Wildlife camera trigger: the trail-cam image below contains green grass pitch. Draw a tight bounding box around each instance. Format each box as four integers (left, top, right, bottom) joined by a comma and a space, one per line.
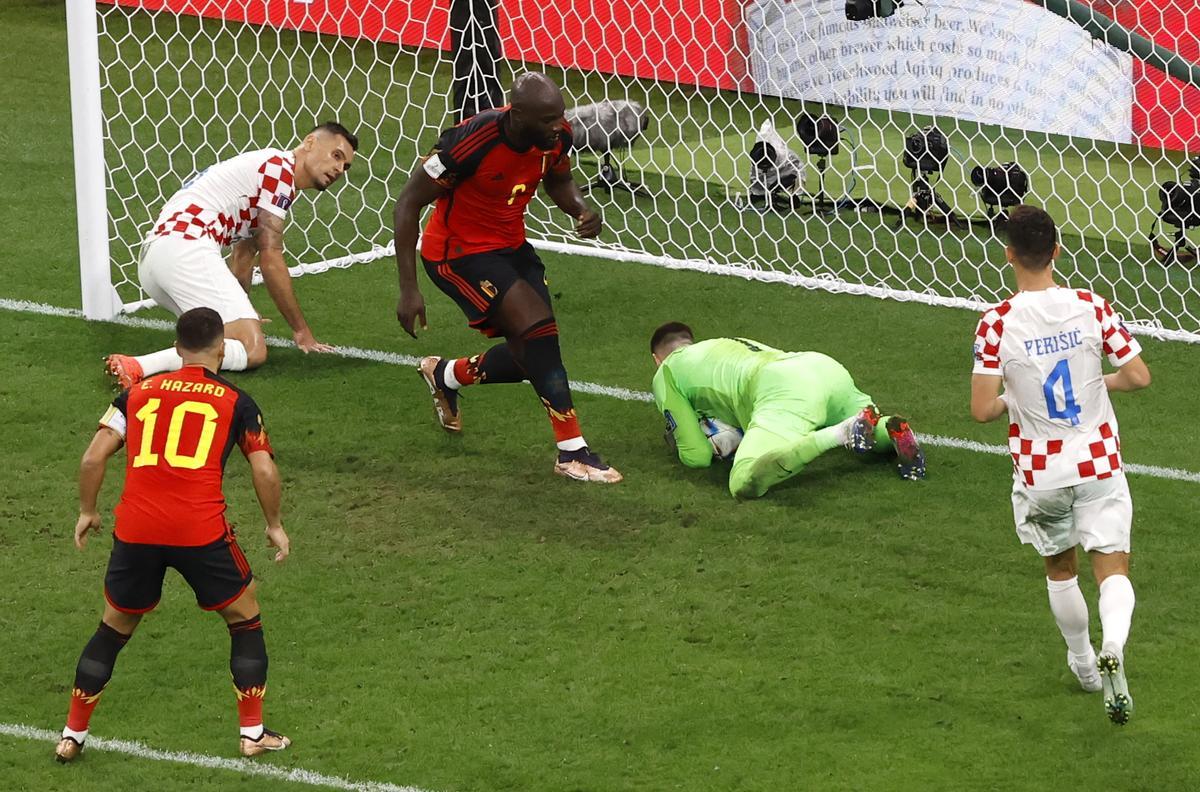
2, 1, 1200, 789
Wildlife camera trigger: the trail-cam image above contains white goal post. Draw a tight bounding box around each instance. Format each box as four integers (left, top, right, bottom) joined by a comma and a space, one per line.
69, 0, 1200, 342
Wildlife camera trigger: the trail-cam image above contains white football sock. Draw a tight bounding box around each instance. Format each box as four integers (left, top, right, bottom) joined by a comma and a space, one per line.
557, 436, 587, 452
1099, 574, 1136, 659
135, 347, 183, 376
443, 359, 463, 390
240, 724, 264, 740
815, 419, 854, 451
62, 726, 88, 742
221, 339, 249, 371
1046, 576, 1092, 660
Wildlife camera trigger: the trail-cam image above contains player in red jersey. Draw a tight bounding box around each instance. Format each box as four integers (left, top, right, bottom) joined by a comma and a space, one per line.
56, 308, 292, 763
392, 72, 622, 483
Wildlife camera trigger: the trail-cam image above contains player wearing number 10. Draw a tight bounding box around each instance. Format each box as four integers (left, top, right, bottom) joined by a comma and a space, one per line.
970, 206, 1151, 725
56, 308, 292, 763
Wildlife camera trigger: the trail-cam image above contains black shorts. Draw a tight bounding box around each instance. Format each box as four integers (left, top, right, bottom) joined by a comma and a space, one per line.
104, 533, 253, 614
423, 243, 552, 337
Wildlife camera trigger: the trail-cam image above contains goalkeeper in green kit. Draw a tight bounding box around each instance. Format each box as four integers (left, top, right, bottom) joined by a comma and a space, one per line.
650, 322, 926, 498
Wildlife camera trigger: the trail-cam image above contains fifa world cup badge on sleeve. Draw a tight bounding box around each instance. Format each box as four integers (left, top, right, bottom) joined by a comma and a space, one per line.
423, 154, 448, 180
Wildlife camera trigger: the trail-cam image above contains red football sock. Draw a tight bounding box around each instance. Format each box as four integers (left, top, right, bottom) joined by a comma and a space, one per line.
66, 689, 103, 732
235, 686, 266, 727
66, 621, 131, 732
543, 398, 583, 446
229, 615, 267, 727
452, 356, 478, 387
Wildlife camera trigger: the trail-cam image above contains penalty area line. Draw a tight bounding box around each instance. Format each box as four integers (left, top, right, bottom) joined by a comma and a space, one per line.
0, 723, 434, 792
2, 296, 1197, 484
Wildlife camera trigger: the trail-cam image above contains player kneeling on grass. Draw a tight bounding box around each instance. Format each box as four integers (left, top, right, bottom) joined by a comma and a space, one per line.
57, 308, 292, 763
105, 122, 358, 389
970, 205, 1149, 725
650, 323, 925, 499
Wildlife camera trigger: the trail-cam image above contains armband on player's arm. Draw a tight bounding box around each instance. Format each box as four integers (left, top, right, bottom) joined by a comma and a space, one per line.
252, 211, 313, 336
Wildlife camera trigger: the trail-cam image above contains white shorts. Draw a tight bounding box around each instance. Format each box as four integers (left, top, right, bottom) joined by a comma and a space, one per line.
1011, 473, 1132, 557
138, 235, 258, 323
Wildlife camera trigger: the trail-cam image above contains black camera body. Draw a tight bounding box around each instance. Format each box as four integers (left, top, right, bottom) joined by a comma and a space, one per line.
796, 115, 840, 157
1159, 157, 1200, 229
971, 162, 1029, 208
902, 127, 949, 174
846, 0, 902, 21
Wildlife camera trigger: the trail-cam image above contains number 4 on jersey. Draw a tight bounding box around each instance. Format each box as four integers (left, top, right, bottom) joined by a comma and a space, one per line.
1043, 358, 1081, 426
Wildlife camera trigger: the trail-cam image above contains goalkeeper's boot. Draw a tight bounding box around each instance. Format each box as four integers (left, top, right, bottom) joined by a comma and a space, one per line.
1098, 648, 1133, 725
1068, 648, 1103, 693
847, 404, 881, 455
239, 726, 291, 757
105, 354, 144, 391
418, 356, 462, 433
54, 735, 84, 763
554, 447, 623, 484
887, 416, 926, 480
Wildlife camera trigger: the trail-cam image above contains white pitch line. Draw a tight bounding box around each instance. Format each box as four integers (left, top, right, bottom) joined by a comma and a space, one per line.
0, 723, 433, 792
3, 297, 1197, 484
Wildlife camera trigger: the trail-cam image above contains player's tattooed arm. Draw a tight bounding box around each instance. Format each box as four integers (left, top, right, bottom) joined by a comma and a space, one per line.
228, 238, 259, 294
252, 212, 332, 352
543, 161, 601, 239
392, 162, 447, 338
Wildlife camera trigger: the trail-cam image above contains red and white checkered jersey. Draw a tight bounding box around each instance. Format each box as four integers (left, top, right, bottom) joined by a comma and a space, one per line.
973, 287, 1142, 490
151, 149, 296, 248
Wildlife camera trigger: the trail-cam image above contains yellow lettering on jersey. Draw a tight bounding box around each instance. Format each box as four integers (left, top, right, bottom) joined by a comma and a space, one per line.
163, 401, 219, 469
507, 183, 527, 205
131, 398, 220, 470
213, 386, 226, 397
132, 398, 162, 467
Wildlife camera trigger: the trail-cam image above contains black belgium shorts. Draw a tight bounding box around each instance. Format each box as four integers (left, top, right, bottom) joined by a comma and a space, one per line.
423, 242, 552, 337
104, 533, 253, 614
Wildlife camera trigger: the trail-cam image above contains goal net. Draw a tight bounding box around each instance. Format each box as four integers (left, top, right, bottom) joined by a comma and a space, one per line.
71, 0, 1200, 342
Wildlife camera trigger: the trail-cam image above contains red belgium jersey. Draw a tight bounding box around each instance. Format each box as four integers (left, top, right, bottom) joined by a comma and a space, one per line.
99, 365, 273, 546
420, 106, 573, 261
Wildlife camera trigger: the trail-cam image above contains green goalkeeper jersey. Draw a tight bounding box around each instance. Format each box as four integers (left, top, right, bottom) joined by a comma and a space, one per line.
651, 338, 790, 468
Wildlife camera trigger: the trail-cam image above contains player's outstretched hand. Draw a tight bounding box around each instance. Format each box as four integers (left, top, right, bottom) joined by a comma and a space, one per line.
575, 208, 602, 239
74, 511, 102, 550
265, 523, 290, 563
293, 328, 335, 354
397, 290, 428, 339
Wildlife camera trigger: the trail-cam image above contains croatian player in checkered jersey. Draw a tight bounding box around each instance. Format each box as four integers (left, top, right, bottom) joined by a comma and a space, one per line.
104, 122, 358, 389
970, 205, 1151, 725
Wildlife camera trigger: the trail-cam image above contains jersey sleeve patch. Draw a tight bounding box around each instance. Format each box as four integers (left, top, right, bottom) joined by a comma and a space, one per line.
255, 155, 296, 220
426, 112, 501, 187
423, 154, 448, 180
972, 304, 1007, 374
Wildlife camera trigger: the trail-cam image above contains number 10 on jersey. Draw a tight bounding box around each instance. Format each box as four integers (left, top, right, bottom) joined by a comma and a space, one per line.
1043, 359, 1081, 426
